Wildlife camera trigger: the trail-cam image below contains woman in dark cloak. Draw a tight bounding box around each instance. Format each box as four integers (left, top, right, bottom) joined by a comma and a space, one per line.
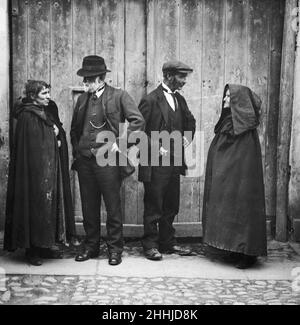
4, 80, 79, 265
202, 84, 267, 269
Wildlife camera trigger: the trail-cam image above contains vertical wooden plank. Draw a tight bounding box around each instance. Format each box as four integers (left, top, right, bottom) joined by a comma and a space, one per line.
123, 0, 146, 225
51, 0, 76, 223
50, 0, 72, 155
95, 0, 125, 88
146, 0, 156, 92
73, 0, 95, 86
11, 0, 28, 102
276, 0, 297, 242
225, 0, 248, 84
247, 0, 270, 147
0, 0, 9, 229
289, 0, 300, 241
146, 0, 179, 92
28, 0, 50, 81
265, 0, 284, 220
178, 0, 203, 224
247, 0, 270, 230
200, 0, 226, 226
72, 0, 95, 220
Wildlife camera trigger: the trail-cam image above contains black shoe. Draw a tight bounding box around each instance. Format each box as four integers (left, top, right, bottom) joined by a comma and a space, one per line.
144, 248, 162, 261
39, 248, 63, 259
223, 252, 243, 264
108, 252, 122, 266
160, 245, 192, 256
25, 249, 43, 266
235, 255, 257, 269
75, 248, 99, 262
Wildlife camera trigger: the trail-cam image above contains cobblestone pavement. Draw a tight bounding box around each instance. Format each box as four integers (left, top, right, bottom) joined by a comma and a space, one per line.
1, 275, 300, 305
0, 240, 300, 305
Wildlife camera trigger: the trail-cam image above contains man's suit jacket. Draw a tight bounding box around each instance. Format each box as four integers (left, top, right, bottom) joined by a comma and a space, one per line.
70, 84, 144, 168
138, 84, 196, 182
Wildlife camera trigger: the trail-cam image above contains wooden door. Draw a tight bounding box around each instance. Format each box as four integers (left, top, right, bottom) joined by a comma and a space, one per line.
11, 0, 284, 237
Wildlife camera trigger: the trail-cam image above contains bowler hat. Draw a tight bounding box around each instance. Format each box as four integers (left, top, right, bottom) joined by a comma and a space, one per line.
77, 55, 111, 77
162, 60, 193, 74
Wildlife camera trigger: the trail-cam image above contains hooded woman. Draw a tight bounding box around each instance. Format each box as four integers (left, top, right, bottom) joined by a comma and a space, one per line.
4, 80, 79, 265
202, 84, 267, 269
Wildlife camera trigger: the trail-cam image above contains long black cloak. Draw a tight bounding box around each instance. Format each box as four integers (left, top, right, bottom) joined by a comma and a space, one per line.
4, 99, 75, 251
202, 84, 267, 257
45, 100, 77, 240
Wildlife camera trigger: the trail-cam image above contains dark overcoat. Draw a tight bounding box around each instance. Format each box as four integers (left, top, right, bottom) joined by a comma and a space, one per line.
45, 100, 77, 240
138, 84, 196, 182
202, 84, 267, 256
4, 99, 72, 251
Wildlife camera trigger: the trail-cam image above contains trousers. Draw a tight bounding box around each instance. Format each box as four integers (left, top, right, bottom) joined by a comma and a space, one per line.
76, 156, 123, 253
142, 165, 180, 250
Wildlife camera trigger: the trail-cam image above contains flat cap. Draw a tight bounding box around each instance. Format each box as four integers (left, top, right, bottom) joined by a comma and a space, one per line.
162, 60, 193, 73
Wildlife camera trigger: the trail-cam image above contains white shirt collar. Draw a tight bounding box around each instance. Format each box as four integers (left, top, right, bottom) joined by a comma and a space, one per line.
162, 82, 176, 94
94, 83, 106, 98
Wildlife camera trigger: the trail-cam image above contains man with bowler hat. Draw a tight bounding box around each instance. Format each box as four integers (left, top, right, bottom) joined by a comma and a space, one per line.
138, 60, 196, 260
71, 55, 144, 265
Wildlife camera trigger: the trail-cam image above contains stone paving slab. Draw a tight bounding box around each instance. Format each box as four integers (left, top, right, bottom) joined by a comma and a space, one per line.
0, 238, 300, 305
0, 240, 299, 280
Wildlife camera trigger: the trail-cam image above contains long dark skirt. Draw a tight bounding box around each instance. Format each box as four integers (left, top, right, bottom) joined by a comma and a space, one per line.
202, 128, 267, 257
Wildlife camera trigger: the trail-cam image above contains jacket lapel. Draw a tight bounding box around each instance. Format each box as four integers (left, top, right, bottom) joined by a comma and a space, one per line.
77, 92, 90, 123
101, 85, 118, 134
156, 85, 169, 124
101, 85, 114, 116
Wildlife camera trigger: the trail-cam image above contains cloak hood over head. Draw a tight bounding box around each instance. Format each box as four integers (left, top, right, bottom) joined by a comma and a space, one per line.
13, 97, 52, 125
216, 84, 262, 136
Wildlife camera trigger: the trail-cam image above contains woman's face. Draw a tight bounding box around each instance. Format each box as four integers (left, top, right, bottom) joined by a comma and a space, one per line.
223, 89, 230, 108
33, 86, 50, 106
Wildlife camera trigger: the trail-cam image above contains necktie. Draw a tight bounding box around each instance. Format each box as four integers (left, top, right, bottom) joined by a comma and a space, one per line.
163, 88, 178, 111
92, 84, 105, 99
171, 92, 178, 111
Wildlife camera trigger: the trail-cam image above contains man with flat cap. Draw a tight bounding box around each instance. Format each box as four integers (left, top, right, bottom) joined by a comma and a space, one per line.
71, 55, 144, 265
138, 60, 196, 260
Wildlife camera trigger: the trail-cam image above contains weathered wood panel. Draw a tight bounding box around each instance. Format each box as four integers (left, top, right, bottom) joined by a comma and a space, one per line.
72, 0, 95, 86
72, 0, 95, 221
225, 0, 248, 84
247, 0, 270, 219
124, 0, 146, 225
201, 0, 226, 224
289, 0, 300, 241
11, 0, 28, 101
50, 0, 76, 226
0, 0, 9, 229
95, 0, 125, 87
8, 0, 286, 237
178, 0, 203, 223
50, 0, 73, 151
276, 0, 297, 242
146, 0, 179, 91
265, 0, 284, 219
28, 0, 50, 81
247, 0, 269, 146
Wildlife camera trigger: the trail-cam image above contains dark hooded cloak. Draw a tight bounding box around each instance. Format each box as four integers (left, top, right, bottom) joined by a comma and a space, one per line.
45, 100, 77, 240
4, 99, 76, 251
202, 84, 267, 257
